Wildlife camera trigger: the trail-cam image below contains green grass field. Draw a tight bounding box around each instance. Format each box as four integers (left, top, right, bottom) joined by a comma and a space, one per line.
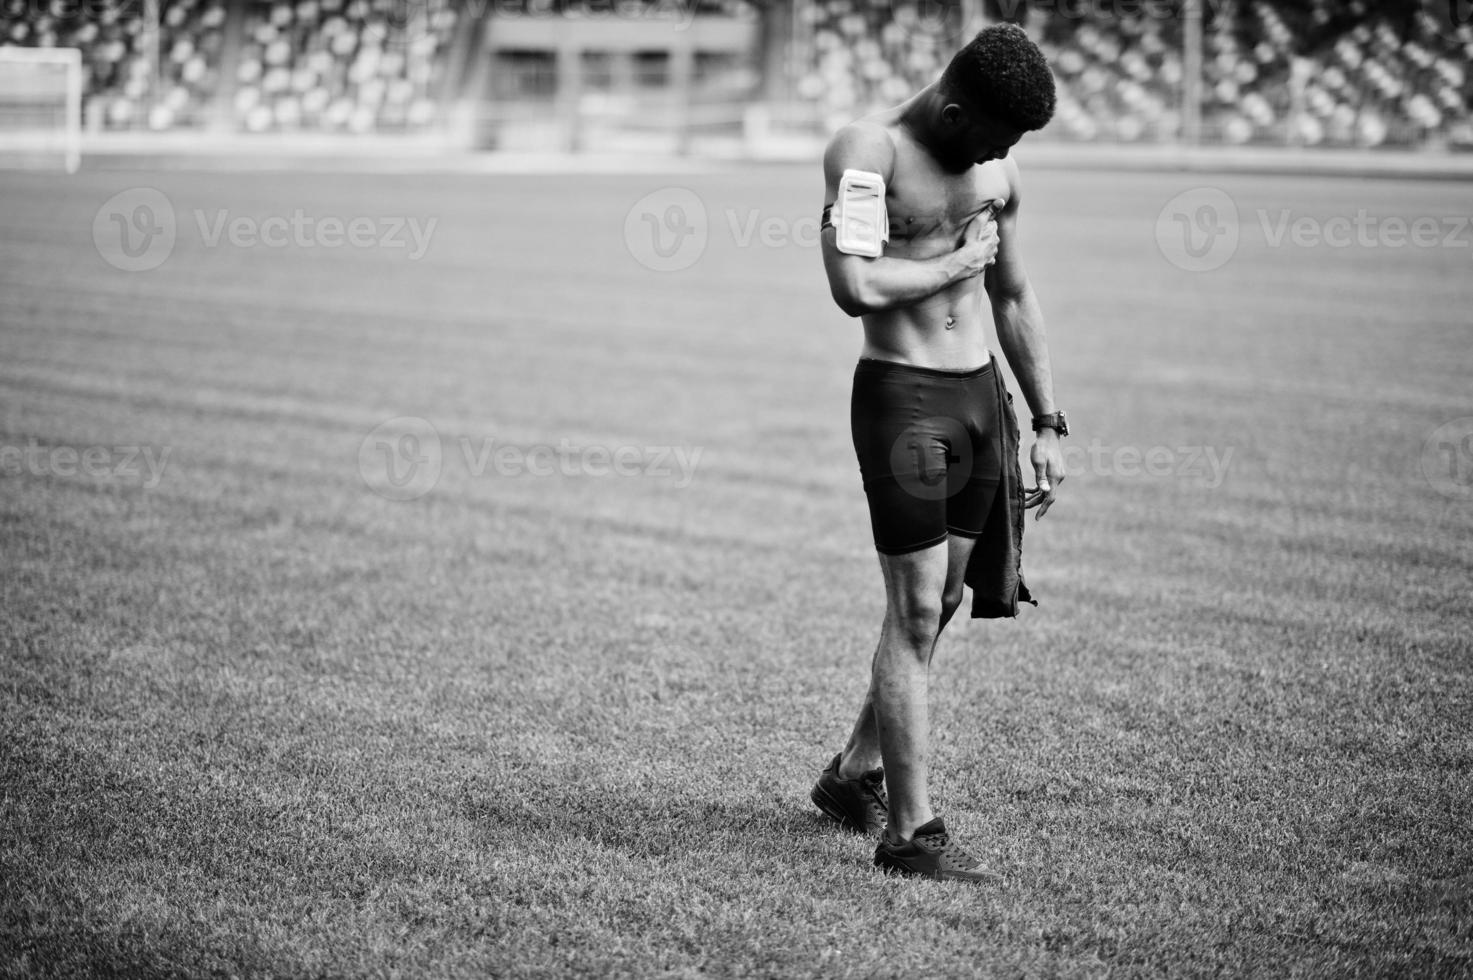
2, 160, 1471, 978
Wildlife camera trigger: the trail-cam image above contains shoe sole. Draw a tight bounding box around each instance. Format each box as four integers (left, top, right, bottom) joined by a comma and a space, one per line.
810, 783, 872, 834
874, 852, 1002, 885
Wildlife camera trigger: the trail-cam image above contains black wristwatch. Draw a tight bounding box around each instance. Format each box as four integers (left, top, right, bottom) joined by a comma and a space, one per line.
1031, 411, 1069, 437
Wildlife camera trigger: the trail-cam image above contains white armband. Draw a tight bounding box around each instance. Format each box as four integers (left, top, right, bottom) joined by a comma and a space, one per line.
832, 169, 889, 257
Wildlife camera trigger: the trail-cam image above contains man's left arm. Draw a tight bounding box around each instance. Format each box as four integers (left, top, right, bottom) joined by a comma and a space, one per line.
987, 159, 1065, 518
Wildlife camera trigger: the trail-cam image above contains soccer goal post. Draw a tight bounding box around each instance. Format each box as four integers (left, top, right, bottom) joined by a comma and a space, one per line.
0, 46, 83, 174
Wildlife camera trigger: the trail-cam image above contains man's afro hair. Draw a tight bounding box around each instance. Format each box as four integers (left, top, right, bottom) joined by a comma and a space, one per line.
940, 24, 1057, 133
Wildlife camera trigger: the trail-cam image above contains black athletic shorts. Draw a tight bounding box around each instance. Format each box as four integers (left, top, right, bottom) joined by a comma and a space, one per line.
850, 357, 1004, 556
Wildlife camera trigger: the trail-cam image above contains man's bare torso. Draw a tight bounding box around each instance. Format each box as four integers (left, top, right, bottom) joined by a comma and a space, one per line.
851, 105, 1013, 371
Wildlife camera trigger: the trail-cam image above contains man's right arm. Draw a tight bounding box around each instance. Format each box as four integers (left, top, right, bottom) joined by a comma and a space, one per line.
820, 124, 995, 318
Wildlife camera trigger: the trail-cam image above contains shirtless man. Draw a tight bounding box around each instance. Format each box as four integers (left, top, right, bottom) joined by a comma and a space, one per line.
808, 25, 1068, 883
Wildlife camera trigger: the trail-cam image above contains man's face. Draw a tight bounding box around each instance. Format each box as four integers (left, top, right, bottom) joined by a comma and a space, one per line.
938, 104, 1025, 172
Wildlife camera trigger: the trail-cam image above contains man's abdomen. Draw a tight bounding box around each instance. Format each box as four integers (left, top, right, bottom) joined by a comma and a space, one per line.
860, 278, 990, 371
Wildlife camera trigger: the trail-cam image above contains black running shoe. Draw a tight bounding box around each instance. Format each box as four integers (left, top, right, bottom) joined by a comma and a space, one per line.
874, 817, 1002, 884
810, 753, 887, 835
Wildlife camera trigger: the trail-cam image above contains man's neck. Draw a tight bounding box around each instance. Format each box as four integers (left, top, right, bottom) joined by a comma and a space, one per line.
897, 84, 944, 156
897, 84, 970, 174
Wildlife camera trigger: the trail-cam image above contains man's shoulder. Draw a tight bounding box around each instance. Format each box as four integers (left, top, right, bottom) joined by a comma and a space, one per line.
826, 117, 895, 151
822, 120, 899, 180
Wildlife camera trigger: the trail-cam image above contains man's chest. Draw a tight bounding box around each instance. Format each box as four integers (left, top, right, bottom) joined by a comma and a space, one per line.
886, 165, 1009, 244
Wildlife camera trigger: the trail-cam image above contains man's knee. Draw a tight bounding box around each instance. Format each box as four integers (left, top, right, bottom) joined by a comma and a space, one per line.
888, 592, 944, 650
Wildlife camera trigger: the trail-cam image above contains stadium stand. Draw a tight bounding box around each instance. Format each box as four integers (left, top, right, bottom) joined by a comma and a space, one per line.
0, 0, 1468, 146
230, 0, 458, 132
790, 0, 1473, 147
1, 0, 225, 129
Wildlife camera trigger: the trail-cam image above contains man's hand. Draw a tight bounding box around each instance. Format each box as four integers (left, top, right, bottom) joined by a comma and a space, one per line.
1025, 430, 1065, 518
952, 214, 999, 280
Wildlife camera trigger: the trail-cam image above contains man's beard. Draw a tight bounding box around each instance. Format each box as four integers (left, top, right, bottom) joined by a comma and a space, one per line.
933, 139, 977, 174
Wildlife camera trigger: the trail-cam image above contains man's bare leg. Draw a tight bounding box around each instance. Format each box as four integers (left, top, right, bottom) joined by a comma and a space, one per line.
835, 534, 977, 839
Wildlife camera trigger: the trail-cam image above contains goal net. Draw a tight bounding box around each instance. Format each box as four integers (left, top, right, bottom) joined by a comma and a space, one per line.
0, 47, 82, 173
